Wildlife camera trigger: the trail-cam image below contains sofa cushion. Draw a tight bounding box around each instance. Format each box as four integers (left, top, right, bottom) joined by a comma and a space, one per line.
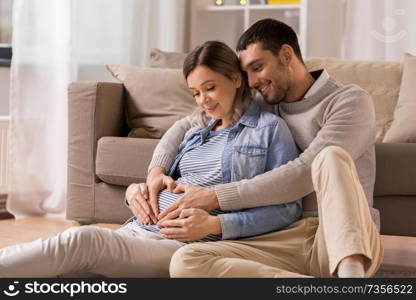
106, 65, 196, 139
149, 49, 187, 69
147, 53, 402, 143
305, 58, 403, 142
374, 196, 416, 236
374, 142, 416, 196
95, 137, 158, 186
383, 53, 416, 143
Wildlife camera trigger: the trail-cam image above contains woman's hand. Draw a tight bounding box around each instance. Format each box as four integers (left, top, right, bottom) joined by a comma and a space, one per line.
125, 183, 157, 225
158, 208, 221, 242
125, 167, 176, 225
146, 167, 177, 218
157, 184, 219, 222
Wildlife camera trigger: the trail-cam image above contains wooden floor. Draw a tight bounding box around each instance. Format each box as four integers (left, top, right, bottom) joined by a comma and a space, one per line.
0, 217, 121, 249
1, 216, 416, 277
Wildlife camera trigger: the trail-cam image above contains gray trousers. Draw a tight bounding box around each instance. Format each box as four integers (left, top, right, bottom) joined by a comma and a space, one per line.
0, 222, 184, 277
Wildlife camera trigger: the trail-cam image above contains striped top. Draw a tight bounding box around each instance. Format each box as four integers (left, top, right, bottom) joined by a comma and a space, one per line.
134, 126, 231, 242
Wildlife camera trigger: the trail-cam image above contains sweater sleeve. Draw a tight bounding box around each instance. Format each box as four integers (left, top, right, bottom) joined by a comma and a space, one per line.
216, 90, 376, 211
148, 116, 193, 173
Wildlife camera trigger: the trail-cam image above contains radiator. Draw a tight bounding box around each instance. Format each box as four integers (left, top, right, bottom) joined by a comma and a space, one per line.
0, 116, 9, 194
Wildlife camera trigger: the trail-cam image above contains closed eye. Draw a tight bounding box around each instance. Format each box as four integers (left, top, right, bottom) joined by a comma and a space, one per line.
252, 65, 262, 72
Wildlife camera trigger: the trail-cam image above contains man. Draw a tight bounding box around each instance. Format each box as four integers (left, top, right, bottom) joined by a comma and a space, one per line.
129, 19, 383, 277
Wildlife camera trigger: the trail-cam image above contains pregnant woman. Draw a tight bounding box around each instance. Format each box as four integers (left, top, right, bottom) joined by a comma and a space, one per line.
0, 41, 301, 277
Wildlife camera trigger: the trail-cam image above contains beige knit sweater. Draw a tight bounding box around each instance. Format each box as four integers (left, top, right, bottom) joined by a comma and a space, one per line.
148, 70, 380, 229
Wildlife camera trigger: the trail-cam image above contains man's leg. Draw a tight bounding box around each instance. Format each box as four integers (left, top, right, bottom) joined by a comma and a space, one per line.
309, 146, 383, 277
170, 218, 316, 278
0, 222, 184, 277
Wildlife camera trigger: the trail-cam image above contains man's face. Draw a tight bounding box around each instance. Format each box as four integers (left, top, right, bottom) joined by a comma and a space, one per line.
239, 42, 291, 104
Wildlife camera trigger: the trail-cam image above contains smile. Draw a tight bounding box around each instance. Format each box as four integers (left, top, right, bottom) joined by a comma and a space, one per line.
205, 103, 219, 113
258, 82, 271, 96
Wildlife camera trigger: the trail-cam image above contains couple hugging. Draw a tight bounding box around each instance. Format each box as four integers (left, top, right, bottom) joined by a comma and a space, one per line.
0, 19, 383, 278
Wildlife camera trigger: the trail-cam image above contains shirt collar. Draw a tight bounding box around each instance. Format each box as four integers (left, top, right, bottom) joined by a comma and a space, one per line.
235, 100, 260, 128
205, 99, 260, 131
303, 69, 330, 100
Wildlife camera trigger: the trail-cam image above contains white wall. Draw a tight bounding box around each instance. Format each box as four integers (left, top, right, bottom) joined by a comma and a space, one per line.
189, 0, 243, 50
189, 0, 304, 52
187, 0, 344, 59
0, 67, 9, 115
304, 0, 346, 59
305, 0, 416, 61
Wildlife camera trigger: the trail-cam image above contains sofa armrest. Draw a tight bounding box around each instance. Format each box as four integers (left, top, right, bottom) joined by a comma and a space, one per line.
374, 142, 416, 196
67, 82, 126, 222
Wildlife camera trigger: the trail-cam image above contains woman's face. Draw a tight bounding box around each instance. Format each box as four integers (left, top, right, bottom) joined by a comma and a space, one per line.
187, 65, 241, 126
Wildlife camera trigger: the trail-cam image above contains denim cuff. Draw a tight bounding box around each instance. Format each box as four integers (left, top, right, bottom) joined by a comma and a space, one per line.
218, 213, 241, 240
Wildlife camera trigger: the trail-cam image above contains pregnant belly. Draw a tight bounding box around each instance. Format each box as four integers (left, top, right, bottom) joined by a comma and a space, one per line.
157, 189, 184, 212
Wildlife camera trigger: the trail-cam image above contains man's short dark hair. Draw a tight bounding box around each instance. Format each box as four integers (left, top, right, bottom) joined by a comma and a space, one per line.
236, 18, 303, 63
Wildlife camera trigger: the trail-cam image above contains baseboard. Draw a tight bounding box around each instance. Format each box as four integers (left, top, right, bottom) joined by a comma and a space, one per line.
0, 211, 13, 219
0, 193, 13, 219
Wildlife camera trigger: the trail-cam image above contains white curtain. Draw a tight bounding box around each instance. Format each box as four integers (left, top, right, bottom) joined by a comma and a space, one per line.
8, 0, 187, 218
305, 0, 416, 61
343, 0, 416, 61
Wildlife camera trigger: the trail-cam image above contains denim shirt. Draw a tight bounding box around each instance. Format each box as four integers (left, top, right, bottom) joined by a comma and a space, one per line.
167, 100, 302, 239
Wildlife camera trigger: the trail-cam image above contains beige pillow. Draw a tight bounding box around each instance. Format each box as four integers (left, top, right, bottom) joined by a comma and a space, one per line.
148, 49, 187, 69
106, 65, 196, 139
306, 58, 403, 142
383, 53, 416, 143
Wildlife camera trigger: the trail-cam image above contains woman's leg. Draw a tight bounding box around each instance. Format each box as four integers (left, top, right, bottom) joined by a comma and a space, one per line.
0, 223, 184, 277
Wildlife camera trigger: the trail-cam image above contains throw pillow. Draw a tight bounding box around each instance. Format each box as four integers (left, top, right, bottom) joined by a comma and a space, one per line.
306, 58, 403, 142
148, 49, 187, 69
106, 65, 196, 139
383, 53, 416, 143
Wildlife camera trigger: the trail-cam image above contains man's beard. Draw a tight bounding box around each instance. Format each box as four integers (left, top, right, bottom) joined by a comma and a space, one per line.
264, 85, 288, 104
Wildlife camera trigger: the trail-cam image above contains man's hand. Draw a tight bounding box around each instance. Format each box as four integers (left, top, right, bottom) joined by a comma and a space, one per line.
146, 167, 177, 218
159, 208, 221, 242
125, 183, 157, 225
157, 184, 220, 223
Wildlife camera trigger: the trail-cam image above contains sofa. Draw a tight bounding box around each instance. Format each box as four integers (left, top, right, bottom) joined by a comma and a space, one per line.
67, 54, 416, 277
